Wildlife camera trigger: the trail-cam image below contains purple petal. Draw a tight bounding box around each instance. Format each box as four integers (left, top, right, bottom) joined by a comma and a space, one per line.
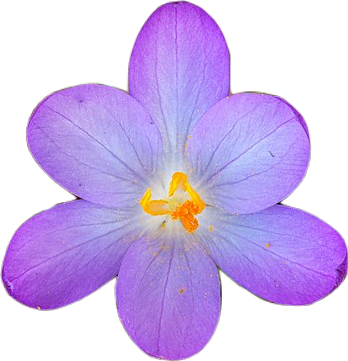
2, 200, 138, 309
116, 235, 220, 359
200, 205, 346, 305
187, 93, 310, 214
27, 84, 162, 208
129, 2, 230, 156
332, 252, 348, 291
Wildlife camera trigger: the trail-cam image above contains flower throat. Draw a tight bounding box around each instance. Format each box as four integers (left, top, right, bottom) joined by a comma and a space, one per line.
139, 172, 205, 233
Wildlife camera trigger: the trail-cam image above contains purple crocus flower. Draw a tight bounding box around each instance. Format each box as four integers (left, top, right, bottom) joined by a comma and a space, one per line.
2, 2, 346, 360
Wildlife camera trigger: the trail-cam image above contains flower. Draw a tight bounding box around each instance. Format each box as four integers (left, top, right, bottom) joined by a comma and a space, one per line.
2, 1, 346, 360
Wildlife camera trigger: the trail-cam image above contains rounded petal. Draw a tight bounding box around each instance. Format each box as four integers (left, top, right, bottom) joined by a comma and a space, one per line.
199, 205, 346, 305
27, 84, 162, 208
333, 252, 348, 291
187, 93, 310, 214
116, 235, 220, 359
2, 200, 138, 309
129, 2, 230, 156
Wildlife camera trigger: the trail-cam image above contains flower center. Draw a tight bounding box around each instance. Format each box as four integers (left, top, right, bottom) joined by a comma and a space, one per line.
139, 172, 205, 233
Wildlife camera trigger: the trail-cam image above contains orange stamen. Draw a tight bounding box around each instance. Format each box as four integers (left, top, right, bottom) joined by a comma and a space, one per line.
139, 188, 170, 216
139, 172, 205, 233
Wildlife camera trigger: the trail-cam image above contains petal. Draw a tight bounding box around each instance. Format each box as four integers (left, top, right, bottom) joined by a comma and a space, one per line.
187, 93, 310, 214
2, 200, 138, 309
333, 252, 348, 291
27, 84, 162, 208
129, 2, 230, 157
116, 235, 220, 359
199, 205, 347, 305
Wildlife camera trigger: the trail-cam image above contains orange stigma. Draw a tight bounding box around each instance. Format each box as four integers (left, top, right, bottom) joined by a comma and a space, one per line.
139, 172, 205, 233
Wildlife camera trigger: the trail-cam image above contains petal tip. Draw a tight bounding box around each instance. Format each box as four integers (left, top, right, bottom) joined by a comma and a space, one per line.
273, 94, 310, 140
334, 253, 347, 290
2, 268, 14, 297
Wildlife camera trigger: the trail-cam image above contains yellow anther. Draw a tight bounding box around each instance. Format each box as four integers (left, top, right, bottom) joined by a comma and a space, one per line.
168, 172, 187, 197
139, 188, 170, 216
139, 172, 205, 233
168, 172, 205, 212
184, 182, 205, 212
